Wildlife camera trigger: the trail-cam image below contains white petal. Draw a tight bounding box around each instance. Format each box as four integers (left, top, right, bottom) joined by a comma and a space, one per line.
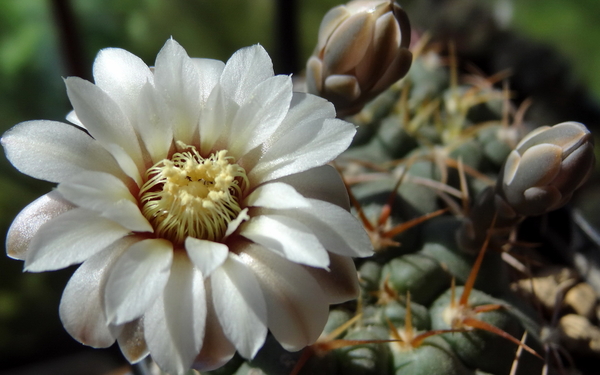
135, 81, 174, 162
238, 245, 329, 351
191, 58, 225, 103
58, 171, 152, 232
1, 120, 128, 183
6, 191, 74, 260
268, 199, 373, 258
92, 47, 154, 118
104, 239, 173, 325
144, 252, 206, 375
249, 117, 356, 184
185, 237, 228, 277
303, 252, 359, 304
275, 165, 351, 210
240, 214, 330, 269
244, 182, 311, 209
65, 77, 144, 184
226, 75, 292, 158
66, 110, 84, 127
211, 253, 267, 359
198, 83, 236, 153
117, 318, 149, 364
25, 208, 131, 272
59, 236, 141, 348
220, 45, 274, 105
223, 208, 250, 239
263, 92, 336, 147
154, 39, 201, 145
103, 143, 144, 186
193, 282, 236, 371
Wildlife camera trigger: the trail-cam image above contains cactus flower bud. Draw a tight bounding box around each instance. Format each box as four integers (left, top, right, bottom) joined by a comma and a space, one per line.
499, 121, 595, 216
458, 122, 595, 253
306, 0, 412, 117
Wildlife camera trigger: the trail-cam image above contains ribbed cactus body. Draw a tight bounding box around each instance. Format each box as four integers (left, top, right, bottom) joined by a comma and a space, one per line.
381, 253, 451, 305
420, 217, 509, 295
429, 287, 536, 375
336, 326, 392, 375
389, 300, 430, 330
390, 335, 474, 375
362, 300, 431, 331
358, 261, 383, 292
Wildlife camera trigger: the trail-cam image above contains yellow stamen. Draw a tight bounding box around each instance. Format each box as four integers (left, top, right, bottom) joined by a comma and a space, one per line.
139, 146, 248, 244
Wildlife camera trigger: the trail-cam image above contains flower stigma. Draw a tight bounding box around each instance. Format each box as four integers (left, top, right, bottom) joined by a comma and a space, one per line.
139, 145, 249, 245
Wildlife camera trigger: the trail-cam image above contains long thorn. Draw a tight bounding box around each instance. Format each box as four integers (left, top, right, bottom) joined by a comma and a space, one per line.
410, 32, 431, 61
463, 318, 542, 359
472, 304, 504, 314
502, 80, 511, 128
409, 176, 464, 197
410, 329, 470, 348
457, 156, 470, 215
459, 212, 497, 307
320, 338, 407, 351
377, 204, 393, 229
386, 317, 404, 342
449, 41, 458, 92
513, 98, 532, 130
404, 292, 413, 343
289, 347, 313, 375
382, 208, 448, 238
444, 157, 496, 185
333, 162, 376, 232
321, 313, 363, 343
509, 331, 528, 375
377, 154, 420, 229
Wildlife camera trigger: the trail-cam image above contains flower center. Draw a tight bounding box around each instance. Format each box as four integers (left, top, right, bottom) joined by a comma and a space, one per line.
139, 145, 248, 245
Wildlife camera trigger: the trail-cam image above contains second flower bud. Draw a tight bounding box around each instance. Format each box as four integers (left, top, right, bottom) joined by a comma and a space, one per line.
306, 0, 412, 117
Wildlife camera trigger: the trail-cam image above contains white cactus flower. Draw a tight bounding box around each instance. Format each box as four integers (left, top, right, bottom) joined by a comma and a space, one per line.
2, 39, 373, 375
306, 0, 413, 116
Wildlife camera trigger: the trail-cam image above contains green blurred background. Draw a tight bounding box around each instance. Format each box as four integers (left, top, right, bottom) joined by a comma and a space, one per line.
0, 0, 599, 372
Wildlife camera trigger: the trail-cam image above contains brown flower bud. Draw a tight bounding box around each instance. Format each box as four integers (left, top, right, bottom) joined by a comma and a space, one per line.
499, 121, 595, 216
306, 0, 412, 116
